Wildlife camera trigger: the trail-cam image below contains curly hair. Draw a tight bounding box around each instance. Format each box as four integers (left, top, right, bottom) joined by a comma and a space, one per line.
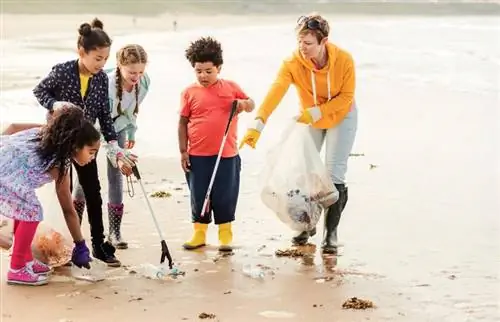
185, 37, 223, 67
34, 105, 101, 183
115, 44, 148, 116
77, 17, 112, 52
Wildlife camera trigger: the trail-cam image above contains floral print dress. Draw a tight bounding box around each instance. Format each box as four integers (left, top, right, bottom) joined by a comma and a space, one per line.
0, 128, 54, 222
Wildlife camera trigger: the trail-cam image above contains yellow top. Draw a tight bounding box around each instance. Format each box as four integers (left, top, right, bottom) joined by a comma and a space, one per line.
256, 43, 356, 129
79, 73, 91, 98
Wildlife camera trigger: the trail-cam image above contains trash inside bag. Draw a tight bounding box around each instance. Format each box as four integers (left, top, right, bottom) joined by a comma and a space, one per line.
32, 223, 73, 267
0, 216, 13, 250
260, 122, 339, 232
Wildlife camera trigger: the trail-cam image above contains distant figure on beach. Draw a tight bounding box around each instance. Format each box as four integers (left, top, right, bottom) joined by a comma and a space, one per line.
240, 13, 358, 254
73, 44, 150, 250
33, 18, 137, 267
0, 106, 97, 286
178, 37, 254, 252
173, 20, 178, 31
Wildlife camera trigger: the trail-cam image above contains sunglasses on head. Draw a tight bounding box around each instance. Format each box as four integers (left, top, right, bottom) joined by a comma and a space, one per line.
297, 16, 321, 30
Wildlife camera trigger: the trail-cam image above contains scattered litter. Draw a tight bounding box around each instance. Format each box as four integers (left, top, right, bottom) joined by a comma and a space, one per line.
242, 264, 265, 279
71, 259, 107, 282
314, 276, 335, 283
224, 290, 232, 295
369, 164, 378, 170
257, 245, 266, 252
213, 252, 234, 262
134, 263, 185, 280
129, 296, 143, 302
312, 304, 324, 308
275, 248, 306, 258
150, 191, 172, 198
448, 274, 457, 280
342, 297, 375, 310
199, 312, 216, 319
349, 153, 365, 157
258, 311, 296, 318
56, 291, 81, 298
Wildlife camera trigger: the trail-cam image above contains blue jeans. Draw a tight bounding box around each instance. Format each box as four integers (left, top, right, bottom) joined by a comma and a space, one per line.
308, 104, 358, 185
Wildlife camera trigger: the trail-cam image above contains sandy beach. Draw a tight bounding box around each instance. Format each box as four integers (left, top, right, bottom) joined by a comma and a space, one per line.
1, 5, 499, 322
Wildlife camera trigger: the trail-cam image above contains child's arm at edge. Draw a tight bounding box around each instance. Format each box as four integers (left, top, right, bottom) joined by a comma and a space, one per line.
1, 123, 43, 135
49, 168, 85, 243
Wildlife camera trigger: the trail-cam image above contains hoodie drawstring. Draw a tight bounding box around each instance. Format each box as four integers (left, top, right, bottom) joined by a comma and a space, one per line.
310, 70, 331, 107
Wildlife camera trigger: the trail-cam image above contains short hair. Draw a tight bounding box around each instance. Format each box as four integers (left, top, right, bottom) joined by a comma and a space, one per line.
295, 13, 330, 43
185, 37, 223, 67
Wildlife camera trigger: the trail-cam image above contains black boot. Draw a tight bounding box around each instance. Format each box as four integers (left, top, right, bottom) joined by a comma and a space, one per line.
322, 184, 348, 254
292, 227, 317, 246
92, 240, 121, 267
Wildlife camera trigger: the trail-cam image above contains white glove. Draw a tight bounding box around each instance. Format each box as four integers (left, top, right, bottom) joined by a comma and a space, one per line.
105, 141, 137, 168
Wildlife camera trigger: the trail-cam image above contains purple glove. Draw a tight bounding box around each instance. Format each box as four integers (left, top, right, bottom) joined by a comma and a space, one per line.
72, 240, 91, 269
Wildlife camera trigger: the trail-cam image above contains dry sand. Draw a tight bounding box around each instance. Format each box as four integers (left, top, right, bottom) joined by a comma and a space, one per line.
0, 155, 399, 322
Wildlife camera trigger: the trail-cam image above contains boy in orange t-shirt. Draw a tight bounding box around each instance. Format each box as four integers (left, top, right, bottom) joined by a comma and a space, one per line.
178, 37, 254, 252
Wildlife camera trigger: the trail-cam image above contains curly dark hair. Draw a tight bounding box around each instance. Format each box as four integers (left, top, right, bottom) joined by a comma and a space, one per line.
185, 36, 223, 67
34, 105, 101, 183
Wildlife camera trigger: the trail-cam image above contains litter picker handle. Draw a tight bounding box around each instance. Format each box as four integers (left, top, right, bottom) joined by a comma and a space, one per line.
132, 165, 141, 180
224, 100, 238, 135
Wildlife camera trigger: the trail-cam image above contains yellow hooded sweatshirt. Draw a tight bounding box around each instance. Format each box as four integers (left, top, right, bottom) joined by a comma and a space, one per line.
255, 43, 355, 130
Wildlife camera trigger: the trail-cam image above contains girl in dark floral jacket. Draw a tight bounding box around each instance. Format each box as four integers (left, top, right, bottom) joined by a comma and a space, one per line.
33, 18, 135, 267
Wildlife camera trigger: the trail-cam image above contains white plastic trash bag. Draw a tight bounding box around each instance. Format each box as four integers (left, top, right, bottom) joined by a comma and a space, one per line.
260, 122, 339, 232
0, 216, 13, 250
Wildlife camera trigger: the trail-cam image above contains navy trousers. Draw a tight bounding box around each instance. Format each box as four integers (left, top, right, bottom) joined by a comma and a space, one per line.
185, 155, 241, 225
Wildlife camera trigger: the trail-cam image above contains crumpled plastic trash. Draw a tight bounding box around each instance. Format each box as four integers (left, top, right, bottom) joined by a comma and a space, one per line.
71, 259, 107, 282
135, 263, 185, 280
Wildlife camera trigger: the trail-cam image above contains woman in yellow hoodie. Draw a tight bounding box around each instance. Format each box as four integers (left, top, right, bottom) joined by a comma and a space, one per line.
240, 14, 358, 254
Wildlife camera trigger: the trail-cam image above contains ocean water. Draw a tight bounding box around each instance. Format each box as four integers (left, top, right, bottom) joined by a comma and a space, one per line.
1, 16, 498, 162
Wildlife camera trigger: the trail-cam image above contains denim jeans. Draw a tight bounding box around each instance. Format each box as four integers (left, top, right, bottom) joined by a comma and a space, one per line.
308, 103, 358, 185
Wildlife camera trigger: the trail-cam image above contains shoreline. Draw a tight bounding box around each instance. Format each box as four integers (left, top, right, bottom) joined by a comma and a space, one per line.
2, 2, 500, 16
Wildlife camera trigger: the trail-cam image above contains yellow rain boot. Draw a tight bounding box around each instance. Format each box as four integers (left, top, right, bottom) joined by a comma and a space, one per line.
183, 223, 208, 250
218, 223, 233, 252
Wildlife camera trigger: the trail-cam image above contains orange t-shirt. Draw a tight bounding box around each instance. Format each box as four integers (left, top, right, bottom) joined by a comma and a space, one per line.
180, 79, 248, 157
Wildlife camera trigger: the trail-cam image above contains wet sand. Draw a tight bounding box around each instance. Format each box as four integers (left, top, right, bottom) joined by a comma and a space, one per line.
1, 157, 405, 322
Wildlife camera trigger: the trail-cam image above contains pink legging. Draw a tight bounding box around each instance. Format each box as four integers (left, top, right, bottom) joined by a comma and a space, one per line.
11, 220, 39, 270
